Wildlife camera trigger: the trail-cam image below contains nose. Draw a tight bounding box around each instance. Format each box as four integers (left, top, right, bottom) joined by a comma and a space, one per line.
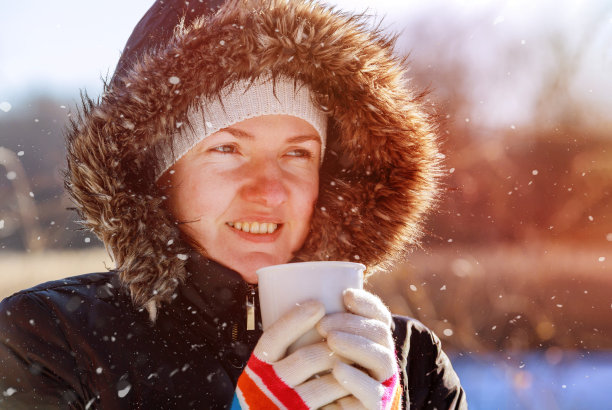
240, 160, 288, 208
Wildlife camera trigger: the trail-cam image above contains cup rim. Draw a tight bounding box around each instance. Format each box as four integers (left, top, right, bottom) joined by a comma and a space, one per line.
256, 260, 366, 276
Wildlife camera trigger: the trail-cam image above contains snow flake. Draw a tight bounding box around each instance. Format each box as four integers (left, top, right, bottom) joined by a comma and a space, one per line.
6, 171, 16, 180
353, 255, 360, 260
588, 216, 594, 222
117, 384, 131, 398
17, 151, 24, 156
177, 253, 188, 260
443, 329, 453, 337
29, 319, 35, 326
167, 239, 174, 246
410, 285, 417, 292
598, 257, 606, 262
219, 40, 226, 46
168, 76, 181, 85
29, 191, 34, 197
84, 237, 91, 243
0, 102, 12, 112
532, 169, 539, 176
96, 367, 103, 374
0, 220, 4, 230
85, 398, 96, 409
440, 285, 446, 291
606, 233, 612, 242
449, 168, 455, 174
3, 387, 16, 397
493, 15, 505, 25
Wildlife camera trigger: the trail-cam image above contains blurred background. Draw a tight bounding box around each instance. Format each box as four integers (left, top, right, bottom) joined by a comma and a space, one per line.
1, 0, 611, 408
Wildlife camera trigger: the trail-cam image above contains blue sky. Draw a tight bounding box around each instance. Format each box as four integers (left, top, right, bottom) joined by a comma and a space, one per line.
1, 0, 610, 127
0, 0, 431, 103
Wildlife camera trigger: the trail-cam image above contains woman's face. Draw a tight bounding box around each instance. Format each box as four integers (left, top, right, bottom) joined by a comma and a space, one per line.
162, 114, 321, 283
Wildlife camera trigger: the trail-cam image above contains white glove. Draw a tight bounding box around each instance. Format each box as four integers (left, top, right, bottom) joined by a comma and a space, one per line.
317, 289, 402, 410
233, 300, 351, 409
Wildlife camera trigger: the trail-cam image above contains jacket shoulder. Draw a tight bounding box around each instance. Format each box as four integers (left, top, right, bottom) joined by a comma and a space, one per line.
0, 272, 127, 407
4, 271, 118, 297
392, 315, 467, 410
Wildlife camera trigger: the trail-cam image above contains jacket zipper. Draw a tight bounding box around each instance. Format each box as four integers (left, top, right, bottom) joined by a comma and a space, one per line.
246, 284, 256, 331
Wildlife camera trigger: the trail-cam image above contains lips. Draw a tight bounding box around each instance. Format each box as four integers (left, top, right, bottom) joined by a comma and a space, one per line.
227, 221, 280, 234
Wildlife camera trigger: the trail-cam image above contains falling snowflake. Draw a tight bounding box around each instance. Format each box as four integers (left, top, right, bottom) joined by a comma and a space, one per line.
532, 170, 539, 176
0, 102, 11, 112
3, 387, 16, 397
168, 76, 180, 85
117, 384, 131, 398
6, 171, 16, 180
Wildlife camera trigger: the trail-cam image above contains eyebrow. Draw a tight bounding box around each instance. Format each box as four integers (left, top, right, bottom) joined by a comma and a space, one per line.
223, 126, 321, 144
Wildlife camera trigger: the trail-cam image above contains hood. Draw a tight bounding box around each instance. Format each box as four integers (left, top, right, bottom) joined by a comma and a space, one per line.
64, 0, 442, 314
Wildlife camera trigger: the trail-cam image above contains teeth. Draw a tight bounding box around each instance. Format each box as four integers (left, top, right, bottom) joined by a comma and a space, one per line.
228, 221, 279, 234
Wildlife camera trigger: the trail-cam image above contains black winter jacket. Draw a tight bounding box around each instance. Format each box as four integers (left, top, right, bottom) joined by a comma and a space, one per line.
0, 254, 466, 409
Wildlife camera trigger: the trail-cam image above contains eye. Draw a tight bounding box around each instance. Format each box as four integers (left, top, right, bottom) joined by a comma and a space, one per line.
210, 144, 238, 154
285, 148, 314, 159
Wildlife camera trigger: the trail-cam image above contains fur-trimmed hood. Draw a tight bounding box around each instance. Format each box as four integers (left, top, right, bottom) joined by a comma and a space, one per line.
64, 0, 442, 313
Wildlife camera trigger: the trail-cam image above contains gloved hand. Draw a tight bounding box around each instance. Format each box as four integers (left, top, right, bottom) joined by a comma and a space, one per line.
317, 289, 402, 410
232, 300, 351, 409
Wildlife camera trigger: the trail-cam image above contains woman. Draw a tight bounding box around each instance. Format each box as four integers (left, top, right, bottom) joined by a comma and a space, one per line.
0, 0, 466, 408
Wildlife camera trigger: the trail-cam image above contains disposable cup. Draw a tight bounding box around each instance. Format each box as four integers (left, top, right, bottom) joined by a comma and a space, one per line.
256, 261, 365, 353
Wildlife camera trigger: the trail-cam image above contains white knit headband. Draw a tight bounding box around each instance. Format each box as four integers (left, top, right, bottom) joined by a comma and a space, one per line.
156, 76, 328, 179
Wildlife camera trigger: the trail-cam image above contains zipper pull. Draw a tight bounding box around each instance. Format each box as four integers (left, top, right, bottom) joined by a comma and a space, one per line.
246, 286, 256, 331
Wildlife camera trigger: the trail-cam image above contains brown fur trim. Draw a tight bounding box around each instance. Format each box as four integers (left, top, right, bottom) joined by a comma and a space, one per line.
64, 0, 442, 312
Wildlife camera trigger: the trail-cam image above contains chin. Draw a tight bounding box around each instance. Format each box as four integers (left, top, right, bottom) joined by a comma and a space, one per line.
233, 252, 290, 284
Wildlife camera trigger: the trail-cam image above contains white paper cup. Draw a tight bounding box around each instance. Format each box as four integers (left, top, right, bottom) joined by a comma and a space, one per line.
256, 261, 365, 352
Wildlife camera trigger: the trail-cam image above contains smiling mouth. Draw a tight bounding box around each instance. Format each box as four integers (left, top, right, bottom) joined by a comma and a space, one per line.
226, 221, 281, 234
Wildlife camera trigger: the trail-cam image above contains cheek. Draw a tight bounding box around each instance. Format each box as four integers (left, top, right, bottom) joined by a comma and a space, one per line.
294, 176, 319, 223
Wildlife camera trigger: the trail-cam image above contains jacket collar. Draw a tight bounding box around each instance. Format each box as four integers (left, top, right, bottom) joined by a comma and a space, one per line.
177, 251, 261, 334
